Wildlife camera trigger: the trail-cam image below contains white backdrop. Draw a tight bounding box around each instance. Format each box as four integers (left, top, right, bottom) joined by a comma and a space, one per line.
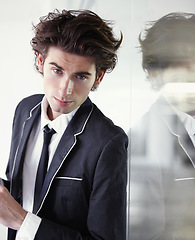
0, 0, 195, 238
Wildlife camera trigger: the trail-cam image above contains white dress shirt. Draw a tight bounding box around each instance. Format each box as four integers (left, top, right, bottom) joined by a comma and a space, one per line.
16, 96, 78, 239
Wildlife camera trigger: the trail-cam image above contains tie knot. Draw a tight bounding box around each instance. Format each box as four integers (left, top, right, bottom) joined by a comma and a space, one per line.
43, 125, 56, 144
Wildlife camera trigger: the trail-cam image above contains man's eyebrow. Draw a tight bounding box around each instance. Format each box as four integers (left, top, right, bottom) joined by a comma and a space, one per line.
74, 72, 92, 76
49, 62, 64, 70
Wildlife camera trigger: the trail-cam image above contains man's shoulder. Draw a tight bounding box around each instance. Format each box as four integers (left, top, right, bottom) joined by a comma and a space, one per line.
90, 102, 127, 138
19, 94, 44, 105
17, 94, 44, 110
15, 94, 44, 118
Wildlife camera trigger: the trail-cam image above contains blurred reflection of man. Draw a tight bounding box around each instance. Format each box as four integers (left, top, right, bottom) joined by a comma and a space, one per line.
129, 12, 195, 240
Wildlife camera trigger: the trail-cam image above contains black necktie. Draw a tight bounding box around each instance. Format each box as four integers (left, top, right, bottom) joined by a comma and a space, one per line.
33, 125, 56, 209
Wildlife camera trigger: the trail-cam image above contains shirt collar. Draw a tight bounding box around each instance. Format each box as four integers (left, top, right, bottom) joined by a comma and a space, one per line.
41, 96, 79, 133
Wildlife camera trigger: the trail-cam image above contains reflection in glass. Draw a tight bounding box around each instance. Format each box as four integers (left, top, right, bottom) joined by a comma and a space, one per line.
129, 12, 195, 240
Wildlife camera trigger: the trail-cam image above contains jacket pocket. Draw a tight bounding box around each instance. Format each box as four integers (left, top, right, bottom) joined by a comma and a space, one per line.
53, 176, 83, 187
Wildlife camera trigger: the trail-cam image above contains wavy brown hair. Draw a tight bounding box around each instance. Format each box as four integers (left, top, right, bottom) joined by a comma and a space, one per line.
31, 9, 122, 74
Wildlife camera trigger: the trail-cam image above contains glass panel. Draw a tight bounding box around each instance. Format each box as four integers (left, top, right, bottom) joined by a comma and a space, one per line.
128, 1, 195, 239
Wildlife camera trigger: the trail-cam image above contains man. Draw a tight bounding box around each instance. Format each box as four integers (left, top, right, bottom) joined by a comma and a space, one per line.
129, 12, 195, 239
0, 9, 128, 240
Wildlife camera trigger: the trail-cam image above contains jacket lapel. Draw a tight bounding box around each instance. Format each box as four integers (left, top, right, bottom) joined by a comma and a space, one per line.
157, 97, 195, 167
10, 103, 41, 200
35, 98, 94, 214
175, 125, 195, 167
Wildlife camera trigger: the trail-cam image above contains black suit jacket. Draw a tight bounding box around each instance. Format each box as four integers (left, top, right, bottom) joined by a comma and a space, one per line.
4, 94, 128, 240
129, 97, 195, 240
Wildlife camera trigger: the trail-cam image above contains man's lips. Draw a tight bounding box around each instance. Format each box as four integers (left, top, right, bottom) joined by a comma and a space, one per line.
54, 97, 73, 106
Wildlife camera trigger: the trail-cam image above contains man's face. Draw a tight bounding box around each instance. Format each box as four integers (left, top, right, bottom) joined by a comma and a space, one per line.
37, 46, 105, 120
161, 62, 195, 115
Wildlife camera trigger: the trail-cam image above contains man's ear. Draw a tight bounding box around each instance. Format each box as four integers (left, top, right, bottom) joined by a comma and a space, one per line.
93, 70, 105, 89
37, 53, 44, 73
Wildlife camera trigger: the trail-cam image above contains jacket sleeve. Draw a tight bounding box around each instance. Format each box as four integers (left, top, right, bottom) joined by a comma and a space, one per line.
0, 178, 10, 190
35, 132, 128, 240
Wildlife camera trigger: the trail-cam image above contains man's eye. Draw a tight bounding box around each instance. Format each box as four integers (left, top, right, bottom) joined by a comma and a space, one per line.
76, 75, 86, 80
53, 68, 63, 74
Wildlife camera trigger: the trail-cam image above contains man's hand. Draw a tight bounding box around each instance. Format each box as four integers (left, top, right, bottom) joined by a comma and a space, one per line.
0, 185, 27, 230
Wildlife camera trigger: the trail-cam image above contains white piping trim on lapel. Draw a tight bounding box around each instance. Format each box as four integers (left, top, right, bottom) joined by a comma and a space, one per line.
36, 104, 94, 215
10, 101, 42, 194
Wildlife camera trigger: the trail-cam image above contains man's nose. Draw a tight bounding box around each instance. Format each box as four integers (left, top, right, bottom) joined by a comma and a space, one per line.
59, 77, 74, 95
